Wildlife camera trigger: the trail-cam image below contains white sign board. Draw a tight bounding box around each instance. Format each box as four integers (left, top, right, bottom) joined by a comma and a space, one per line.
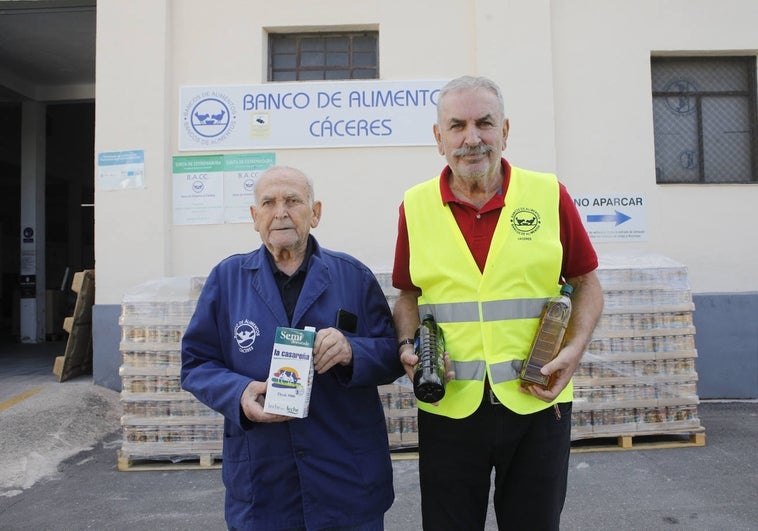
172, 153, 275, 225
573, 194, 647, 243
179, 79, 445, 151
172, 155, 224, 225
97, 150, 145, 190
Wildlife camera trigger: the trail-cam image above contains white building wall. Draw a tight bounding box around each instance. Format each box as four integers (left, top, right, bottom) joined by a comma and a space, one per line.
95, 1, 173, 301
550, 0, 758, 293
93, 1, 758, 395
95, 0, 758, 302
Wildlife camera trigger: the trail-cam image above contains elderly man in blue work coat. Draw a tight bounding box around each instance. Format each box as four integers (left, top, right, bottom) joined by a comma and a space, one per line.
181, 166, 404, 531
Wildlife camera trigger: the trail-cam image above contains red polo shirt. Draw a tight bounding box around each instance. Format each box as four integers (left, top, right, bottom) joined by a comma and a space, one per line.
392, 159, 598, 291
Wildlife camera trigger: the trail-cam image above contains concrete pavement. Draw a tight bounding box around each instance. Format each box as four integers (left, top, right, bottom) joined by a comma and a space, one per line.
1, 340, 756, 530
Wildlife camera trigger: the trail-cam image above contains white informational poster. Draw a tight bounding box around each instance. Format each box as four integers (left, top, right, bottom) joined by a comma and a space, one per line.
179, 79, 445, 151
172, 153, 275, 225
172, 155, 224, 225
223, 152, 276, 223
572, 193, 648, 243
97, 150, 145, 190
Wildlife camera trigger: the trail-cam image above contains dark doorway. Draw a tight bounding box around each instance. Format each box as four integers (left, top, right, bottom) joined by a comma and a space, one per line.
0, 102, 21, 340
0, 101, 94, 341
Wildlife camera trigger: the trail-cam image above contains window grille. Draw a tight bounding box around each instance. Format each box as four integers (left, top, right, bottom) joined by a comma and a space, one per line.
269, 32, 378, 82
651, 56, 758, 184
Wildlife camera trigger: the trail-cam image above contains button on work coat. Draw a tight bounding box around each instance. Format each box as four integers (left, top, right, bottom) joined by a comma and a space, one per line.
181, 237, 403, 530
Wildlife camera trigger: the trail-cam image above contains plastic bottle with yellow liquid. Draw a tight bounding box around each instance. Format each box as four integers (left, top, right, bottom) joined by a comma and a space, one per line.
520, 284, 573, 388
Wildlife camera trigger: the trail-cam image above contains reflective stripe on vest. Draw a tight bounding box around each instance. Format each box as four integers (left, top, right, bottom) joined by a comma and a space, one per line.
451, 360, 486, 381
449, 359, 526, 384
420, 298, 550, 324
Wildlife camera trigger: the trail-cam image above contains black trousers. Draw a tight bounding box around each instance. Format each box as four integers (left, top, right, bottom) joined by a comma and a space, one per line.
417, 397, 572, 531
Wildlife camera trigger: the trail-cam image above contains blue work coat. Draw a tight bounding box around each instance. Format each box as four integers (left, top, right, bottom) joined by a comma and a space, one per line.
181, 237, 403, 530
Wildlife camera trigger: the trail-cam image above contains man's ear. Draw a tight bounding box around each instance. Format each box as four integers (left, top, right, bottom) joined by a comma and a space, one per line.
433, 124, 444, 155
310, 201, 322, 228
250, 205, 260, 232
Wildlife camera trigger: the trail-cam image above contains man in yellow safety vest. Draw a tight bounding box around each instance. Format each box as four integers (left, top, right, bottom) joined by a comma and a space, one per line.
392, 75, 604, 530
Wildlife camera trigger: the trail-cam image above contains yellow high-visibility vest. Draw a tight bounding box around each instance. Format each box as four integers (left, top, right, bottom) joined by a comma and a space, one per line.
405, 166, 572, 417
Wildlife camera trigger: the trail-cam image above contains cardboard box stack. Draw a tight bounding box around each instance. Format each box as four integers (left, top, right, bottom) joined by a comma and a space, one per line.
375, 259, 703, 448
118, 276, 223, 467
375, 273, 419, 449
572, 254, 702, 439
116, 262, 700, 458
379, 376, 418, 449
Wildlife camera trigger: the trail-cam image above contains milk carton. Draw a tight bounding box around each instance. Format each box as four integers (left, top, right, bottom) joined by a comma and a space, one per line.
263, 326, 316, 418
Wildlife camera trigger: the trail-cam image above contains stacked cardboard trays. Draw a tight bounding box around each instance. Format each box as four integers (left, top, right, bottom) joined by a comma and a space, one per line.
379, 376, 418, 449
375, 256, 703, 447
572, 254, 702, 439
118, 276, 223, 466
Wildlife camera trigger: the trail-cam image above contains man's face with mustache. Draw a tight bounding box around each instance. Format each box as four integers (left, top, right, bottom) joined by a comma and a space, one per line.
433, 87, 509, 183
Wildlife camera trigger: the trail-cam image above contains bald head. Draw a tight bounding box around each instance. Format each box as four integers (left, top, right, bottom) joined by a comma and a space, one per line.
253, 166, 314, 207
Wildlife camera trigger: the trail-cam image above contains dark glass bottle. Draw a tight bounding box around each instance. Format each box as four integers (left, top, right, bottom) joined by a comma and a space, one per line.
520, 284, 573, 388
413, 314, 446, 403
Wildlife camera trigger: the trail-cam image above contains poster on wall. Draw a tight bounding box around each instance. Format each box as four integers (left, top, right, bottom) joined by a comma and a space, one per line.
223, 152, 276, 223
172, 155, 224, 225
172, 153, 275, 225
97, 150, 145, 190
179, 79, 445, 151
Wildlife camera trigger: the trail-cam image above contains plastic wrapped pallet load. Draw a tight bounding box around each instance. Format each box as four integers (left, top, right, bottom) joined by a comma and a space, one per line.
117, 276, 224, 470
572, 253, 704, 444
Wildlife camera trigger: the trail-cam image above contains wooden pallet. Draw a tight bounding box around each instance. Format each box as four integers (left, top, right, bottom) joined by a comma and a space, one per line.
570, 427, 706, 453
389, 427, 706, 458
53, 270, 95, 382
117, 450, 221, 472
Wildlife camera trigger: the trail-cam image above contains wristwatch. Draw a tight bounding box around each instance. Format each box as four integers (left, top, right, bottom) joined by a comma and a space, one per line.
397, 338, 414, 352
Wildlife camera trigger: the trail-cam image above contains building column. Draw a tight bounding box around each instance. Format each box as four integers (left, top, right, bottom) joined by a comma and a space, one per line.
19, 101, 46, 343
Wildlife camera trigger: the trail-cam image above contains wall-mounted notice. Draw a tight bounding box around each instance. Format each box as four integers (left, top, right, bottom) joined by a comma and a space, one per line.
172, 153, 275, 225
223, 152, 276, 223
97, 150, 145, 190
573, 193, 648, 243
172, 155, 224, 225
179, 79, 446, 151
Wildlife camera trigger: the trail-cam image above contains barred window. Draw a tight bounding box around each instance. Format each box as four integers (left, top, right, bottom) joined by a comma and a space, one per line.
651, 56, 758, 184
268, 32, 378, 82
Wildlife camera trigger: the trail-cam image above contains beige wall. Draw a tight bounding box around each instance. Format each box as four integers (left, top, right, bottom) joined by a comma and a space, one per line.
95, 0, 758, 305
550, 0, 758, 292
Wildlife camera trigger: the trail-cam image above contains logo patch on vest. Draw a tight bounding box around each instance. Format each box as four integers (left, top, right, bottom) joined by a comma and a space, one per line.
510, 207, 541, 238
234, 319, 261, 353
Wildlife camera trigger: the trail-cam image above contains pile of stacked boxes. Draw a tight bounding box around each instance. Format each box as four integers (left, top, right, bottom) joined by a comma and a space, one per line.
375, 255, 703, 448
572, 254, 702, 438
118, 277, 223, 466
118, 255, 703, 461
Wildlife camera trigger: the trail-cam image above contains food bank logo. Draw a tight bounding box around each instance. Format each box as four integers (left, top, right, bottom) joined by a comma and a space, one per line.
183, 91, 237, 146
510, 207, 541, 237
234, 319, 260, 353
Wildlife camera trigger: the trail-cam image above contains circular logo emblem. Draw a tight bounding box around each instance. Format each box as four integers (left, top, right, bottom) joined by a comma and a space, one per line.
664, 79, 697, 114
234, 320, 261, 353
190, 97, 231, 138
192, 181, 205, 193
511, 207, 541, 236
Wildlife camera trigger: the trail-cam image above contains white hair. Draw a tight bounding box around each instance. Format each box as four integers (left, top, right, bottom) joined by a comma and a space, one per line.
437, 75, 507, 122
252, 165, 315, 206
